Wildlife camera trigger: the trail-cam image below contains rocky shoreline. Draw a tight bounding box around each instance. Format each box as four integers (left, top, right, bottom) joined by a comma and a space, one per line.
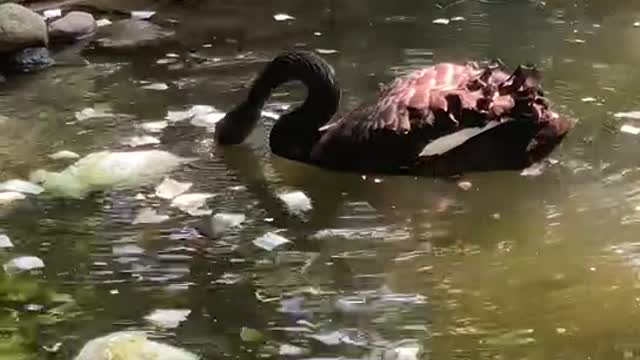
0, 2, 175, 77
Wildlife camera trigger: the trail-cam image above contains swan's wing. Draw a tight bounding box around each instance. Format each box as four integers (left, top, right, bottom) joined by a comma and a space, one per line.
319, 63, 484, 138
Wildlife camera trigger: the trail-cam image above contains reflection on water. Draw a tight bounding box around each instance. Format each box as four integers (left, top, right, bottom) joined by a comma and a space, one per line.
4, 0, 640, 358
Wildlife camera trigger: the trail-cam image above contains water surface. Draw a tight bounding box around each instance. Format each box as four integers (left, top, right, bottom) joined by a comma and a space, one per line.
3, 0, 640, 358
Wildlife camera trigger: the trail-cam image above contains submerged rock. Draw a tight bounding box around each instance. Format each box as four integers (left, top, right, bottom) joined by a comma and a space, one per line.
30, 150, 193, 198
48, 11, 97, 44
93, 19, 174, 50
0, 3, 48, 53
0, 46, 54, 73
74, 331, 199, 360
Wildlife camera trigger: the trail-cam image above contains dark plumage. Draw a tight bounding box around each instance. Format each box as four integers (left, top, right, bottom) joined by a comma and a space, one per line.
215, 51, 574, 176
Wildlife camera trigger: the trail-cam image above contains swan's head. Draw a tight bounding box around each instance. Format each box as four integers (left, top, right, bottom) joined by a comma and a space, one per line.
214, 102, 262, 145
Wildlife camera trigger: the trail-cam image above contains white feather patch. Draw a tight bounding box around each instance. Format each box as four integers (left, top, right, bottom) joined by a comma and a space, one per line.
419, 120, 502, 157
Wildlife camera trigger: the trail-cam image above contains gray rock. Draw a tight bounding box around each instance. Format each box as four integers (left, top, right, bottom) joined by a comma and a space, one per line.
48, 11, 97, 44
93, 19, 174, 50
0, 3, 48, 53
1, 47, 54, 73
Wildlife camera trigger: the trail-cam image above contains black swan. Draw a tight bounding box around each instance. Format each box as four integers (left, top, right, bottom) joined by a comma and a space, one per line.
214, 51, 575, 176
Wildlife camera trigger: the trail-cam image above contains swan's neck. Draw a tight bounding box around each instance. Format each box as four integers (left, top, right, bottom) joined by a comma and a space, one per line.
215, 52, 340, 162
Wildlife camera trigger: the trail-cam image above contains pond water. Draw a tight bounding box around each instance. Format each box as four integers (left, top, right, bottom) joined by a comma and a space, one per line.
3, 0, 640, 358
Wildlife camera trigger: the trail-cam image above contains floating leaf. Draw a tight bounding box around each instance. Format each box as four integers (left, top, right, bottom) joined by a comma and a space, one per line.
48, 150, 80, 160
4, 256, 45, 274
144, 309, 191, 329
155, 177, 192, 199
253, 232, 291, 251
133, 208, 169, 224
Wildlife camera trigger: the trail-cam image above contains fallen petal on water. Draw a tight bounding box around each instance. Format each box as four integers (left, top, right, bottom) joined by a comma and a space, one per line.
316, 48, 339, 55
0, 179, 44, 195
253, 232, 291, 251
48, 150, 80, 160
145, 309, 191, 329
614, 111, 640, 120
75, 106, 114, 121
0, 192, 26, 205
122, 135, 161, 147
140, 121, 168, 133
273, 13, 295, 21
191, 112, 225, 128
43, 8, 62, 19
0, 234, 13, 248
621, 124, 640, 135
131, 10, 155, 19
211, 213, 246, 234
4, 256, 45, 274
96, 18, 112, 27
155, 178, 193, 199
141, 82, 169, 91
133, 208, 170, 224
279, 344, 309, 356
171, 193, 215, 216
278, 191, 312, 215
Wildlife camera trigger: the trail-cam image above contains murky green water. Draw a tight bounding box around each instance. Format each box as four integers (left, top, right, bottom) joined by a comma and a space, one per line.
4, 0, 640, 358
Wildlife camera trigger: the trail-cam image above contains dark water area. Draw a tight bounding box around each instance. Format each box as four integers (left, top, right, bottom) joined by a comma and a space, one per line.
3, 0, 640, 358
